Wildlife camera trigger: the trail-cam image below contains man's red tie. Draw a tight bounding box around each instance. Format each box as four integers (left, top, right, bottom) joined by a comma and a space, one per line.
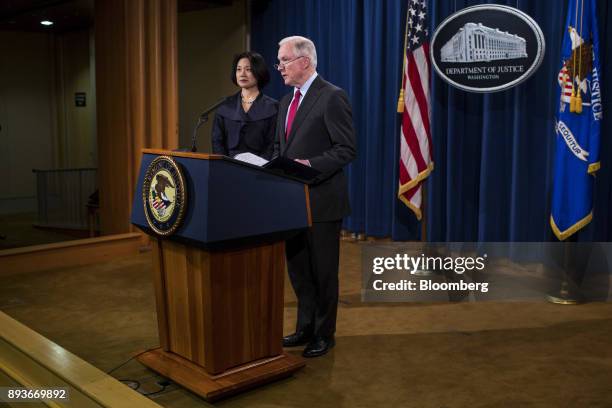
285, 89, 301, 141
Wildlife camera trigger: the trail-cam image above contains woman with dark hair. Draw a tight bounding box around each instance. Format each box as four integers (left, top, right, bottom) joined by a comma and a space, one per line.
211, 51, 278, 160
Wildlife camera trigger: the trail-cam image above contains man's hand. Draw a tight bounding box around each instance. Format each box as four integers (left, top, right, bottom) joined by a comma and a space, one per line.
294, 158, 311, 167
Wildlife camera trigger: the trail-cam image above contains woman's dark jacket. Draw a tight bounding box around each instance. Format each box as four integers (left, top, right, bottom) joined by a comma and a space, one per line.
211, 92, 278, 160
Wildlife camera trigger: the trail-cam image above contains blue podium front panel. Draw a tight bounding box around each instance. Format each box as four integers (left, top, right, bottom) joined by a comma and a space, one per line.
207, 159, 309, 243
131, 152, 309, 247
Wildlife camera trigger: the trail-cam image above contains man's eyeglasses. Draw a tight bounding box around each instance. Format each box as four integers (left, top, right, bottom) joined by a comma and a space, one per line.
274, 56, 305, 71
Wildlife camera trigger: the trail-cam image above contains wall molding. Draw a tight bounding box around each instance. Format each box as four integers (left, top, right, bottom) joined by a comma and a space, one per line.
0, 233, 142, 276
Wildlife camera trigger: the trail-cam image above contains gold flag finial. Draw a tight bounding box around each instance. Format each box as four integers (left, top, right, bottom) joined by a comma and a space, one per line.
397, 89, 405, 113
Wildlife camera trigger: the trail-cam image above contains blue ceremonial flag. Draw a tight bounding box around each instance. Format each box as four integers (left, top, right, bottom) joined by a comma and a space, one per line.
551, 0, 602, 241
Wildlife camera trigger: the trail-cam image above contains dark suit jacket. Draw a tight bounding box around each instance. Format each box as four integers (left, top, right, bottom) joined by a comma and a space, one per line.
212, 92, 278, 160
274, 75, 356, 222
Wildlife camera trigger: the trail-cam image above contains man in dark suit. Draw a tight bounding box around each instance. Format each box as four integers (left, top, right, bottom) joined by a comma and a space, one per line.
273, 36, 356, 358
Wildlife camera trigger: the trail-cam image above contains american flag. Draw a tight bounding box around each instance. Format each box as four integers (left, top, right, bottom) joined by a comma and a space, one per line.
152, 197, 166, 211
151, 191, 168, 216
558, 64, 573, 104
398, 0, 433, 220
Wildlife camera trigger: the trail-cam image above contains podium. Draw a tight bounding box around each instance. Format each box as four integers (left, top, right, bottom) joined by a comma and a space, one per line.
130, 149, 308, 400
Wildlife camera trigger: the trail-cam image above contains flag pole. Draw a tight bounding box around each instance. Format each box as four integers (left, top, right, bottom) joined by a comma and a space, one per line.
397, 5, 410, 113
547, 234, 582, 304
413, 180, 434, 276
421, 182, 428, 243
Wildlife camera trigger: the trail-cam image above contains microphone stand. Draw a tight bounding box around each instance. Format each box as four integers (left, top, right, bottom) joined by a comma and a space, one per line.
190, 97, 227, 152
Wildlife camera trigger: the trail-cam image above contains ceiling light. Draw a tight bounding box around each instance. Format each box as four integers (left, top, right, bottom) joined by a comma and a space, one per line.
40, 20, 54, 26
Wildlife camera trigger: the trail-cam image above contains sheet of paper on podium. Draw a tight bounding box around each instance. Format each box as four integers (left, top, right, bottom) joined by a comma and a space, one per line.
232, 153, 321, 184
233, 152, 269, 167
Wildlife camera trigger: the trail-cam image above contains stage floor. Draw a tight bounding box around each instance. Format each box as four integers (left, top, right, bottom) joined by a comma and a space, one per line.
1, 241, 612, 407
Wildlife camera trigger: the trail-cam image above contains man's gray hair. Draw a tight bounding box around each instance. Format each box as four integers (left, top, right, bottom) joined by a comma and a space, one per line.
279, 36, 317, 69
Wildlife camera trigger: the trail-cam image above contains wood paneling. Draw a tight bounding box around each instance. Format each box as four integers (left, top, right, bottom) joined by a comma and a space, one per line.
156, 240, 287, 374
141, 148, 223, 159
138, 347, 305, 402
160, 0, 179, 143
151, 239, 170, 351
206, 241, 286, 373
95, 0, 178, 235
142, 237, 305, 400
0, 233, 141, 276
304, 185, 312, 226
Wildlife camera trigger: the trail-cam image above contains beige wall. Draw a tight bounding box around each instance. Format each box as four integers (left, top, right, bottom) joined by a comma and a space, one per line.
0, 1, 243, 213
0, 29, 94, 214
178, 1, 247, 150
0, 31, 56, 212
55, 30, 96, 169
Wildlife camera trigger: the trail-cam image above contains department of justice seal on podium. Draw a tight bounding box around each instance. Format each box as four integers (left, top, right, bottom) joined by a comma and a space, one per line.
142, 155, 187, 236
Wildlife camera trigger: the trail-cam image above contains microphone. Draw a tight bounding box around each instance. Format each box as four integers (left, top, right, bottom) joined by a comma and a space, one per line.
190, 97, 227, 152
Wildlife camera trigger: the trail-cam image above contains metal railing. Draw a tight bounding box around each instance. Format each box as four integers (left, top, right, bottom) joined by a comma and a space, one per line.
33, 168, 97, 230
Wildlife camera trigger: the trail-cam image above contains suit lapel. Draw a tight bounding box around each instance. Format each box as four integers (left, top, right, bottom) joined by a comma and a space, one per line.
284, 76, 324, 153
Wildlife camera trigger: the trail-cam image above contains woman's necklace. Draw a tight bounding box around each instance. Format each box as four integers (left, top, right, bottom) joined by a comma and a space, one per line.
241, 92, 258, 104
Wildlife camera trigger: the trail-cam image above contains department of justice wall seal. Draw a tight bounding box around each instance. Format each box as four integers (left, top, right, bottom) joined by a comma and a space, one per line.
431, 5, 545, 93
142, 156, 187, 236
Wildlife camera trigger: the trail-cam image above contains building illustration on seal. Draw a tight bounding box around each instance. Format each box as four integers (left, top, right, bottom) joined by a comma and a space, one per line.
441, 22, 527, 63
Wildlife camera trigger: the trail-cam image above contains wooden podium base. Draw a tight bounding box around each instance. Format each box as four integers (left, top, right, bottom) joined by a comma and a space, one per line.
138, 348, 305, 401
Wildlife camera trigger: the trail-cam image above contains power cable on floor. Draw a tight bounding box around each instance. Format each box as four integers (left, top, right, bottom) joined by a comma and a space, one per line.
119, 378, 173, 398
106, 346, 174, 399
106, 346, 158, 375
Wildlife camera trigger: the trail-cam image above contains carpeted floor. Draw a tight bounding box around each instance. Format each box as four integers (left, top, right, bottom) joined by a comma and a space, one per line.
1, 241, 612, 407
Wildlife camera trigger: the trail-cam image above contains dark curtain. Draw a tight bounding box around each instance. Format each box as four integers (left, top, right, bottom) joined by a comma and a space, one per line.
251, 0, 612, 242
